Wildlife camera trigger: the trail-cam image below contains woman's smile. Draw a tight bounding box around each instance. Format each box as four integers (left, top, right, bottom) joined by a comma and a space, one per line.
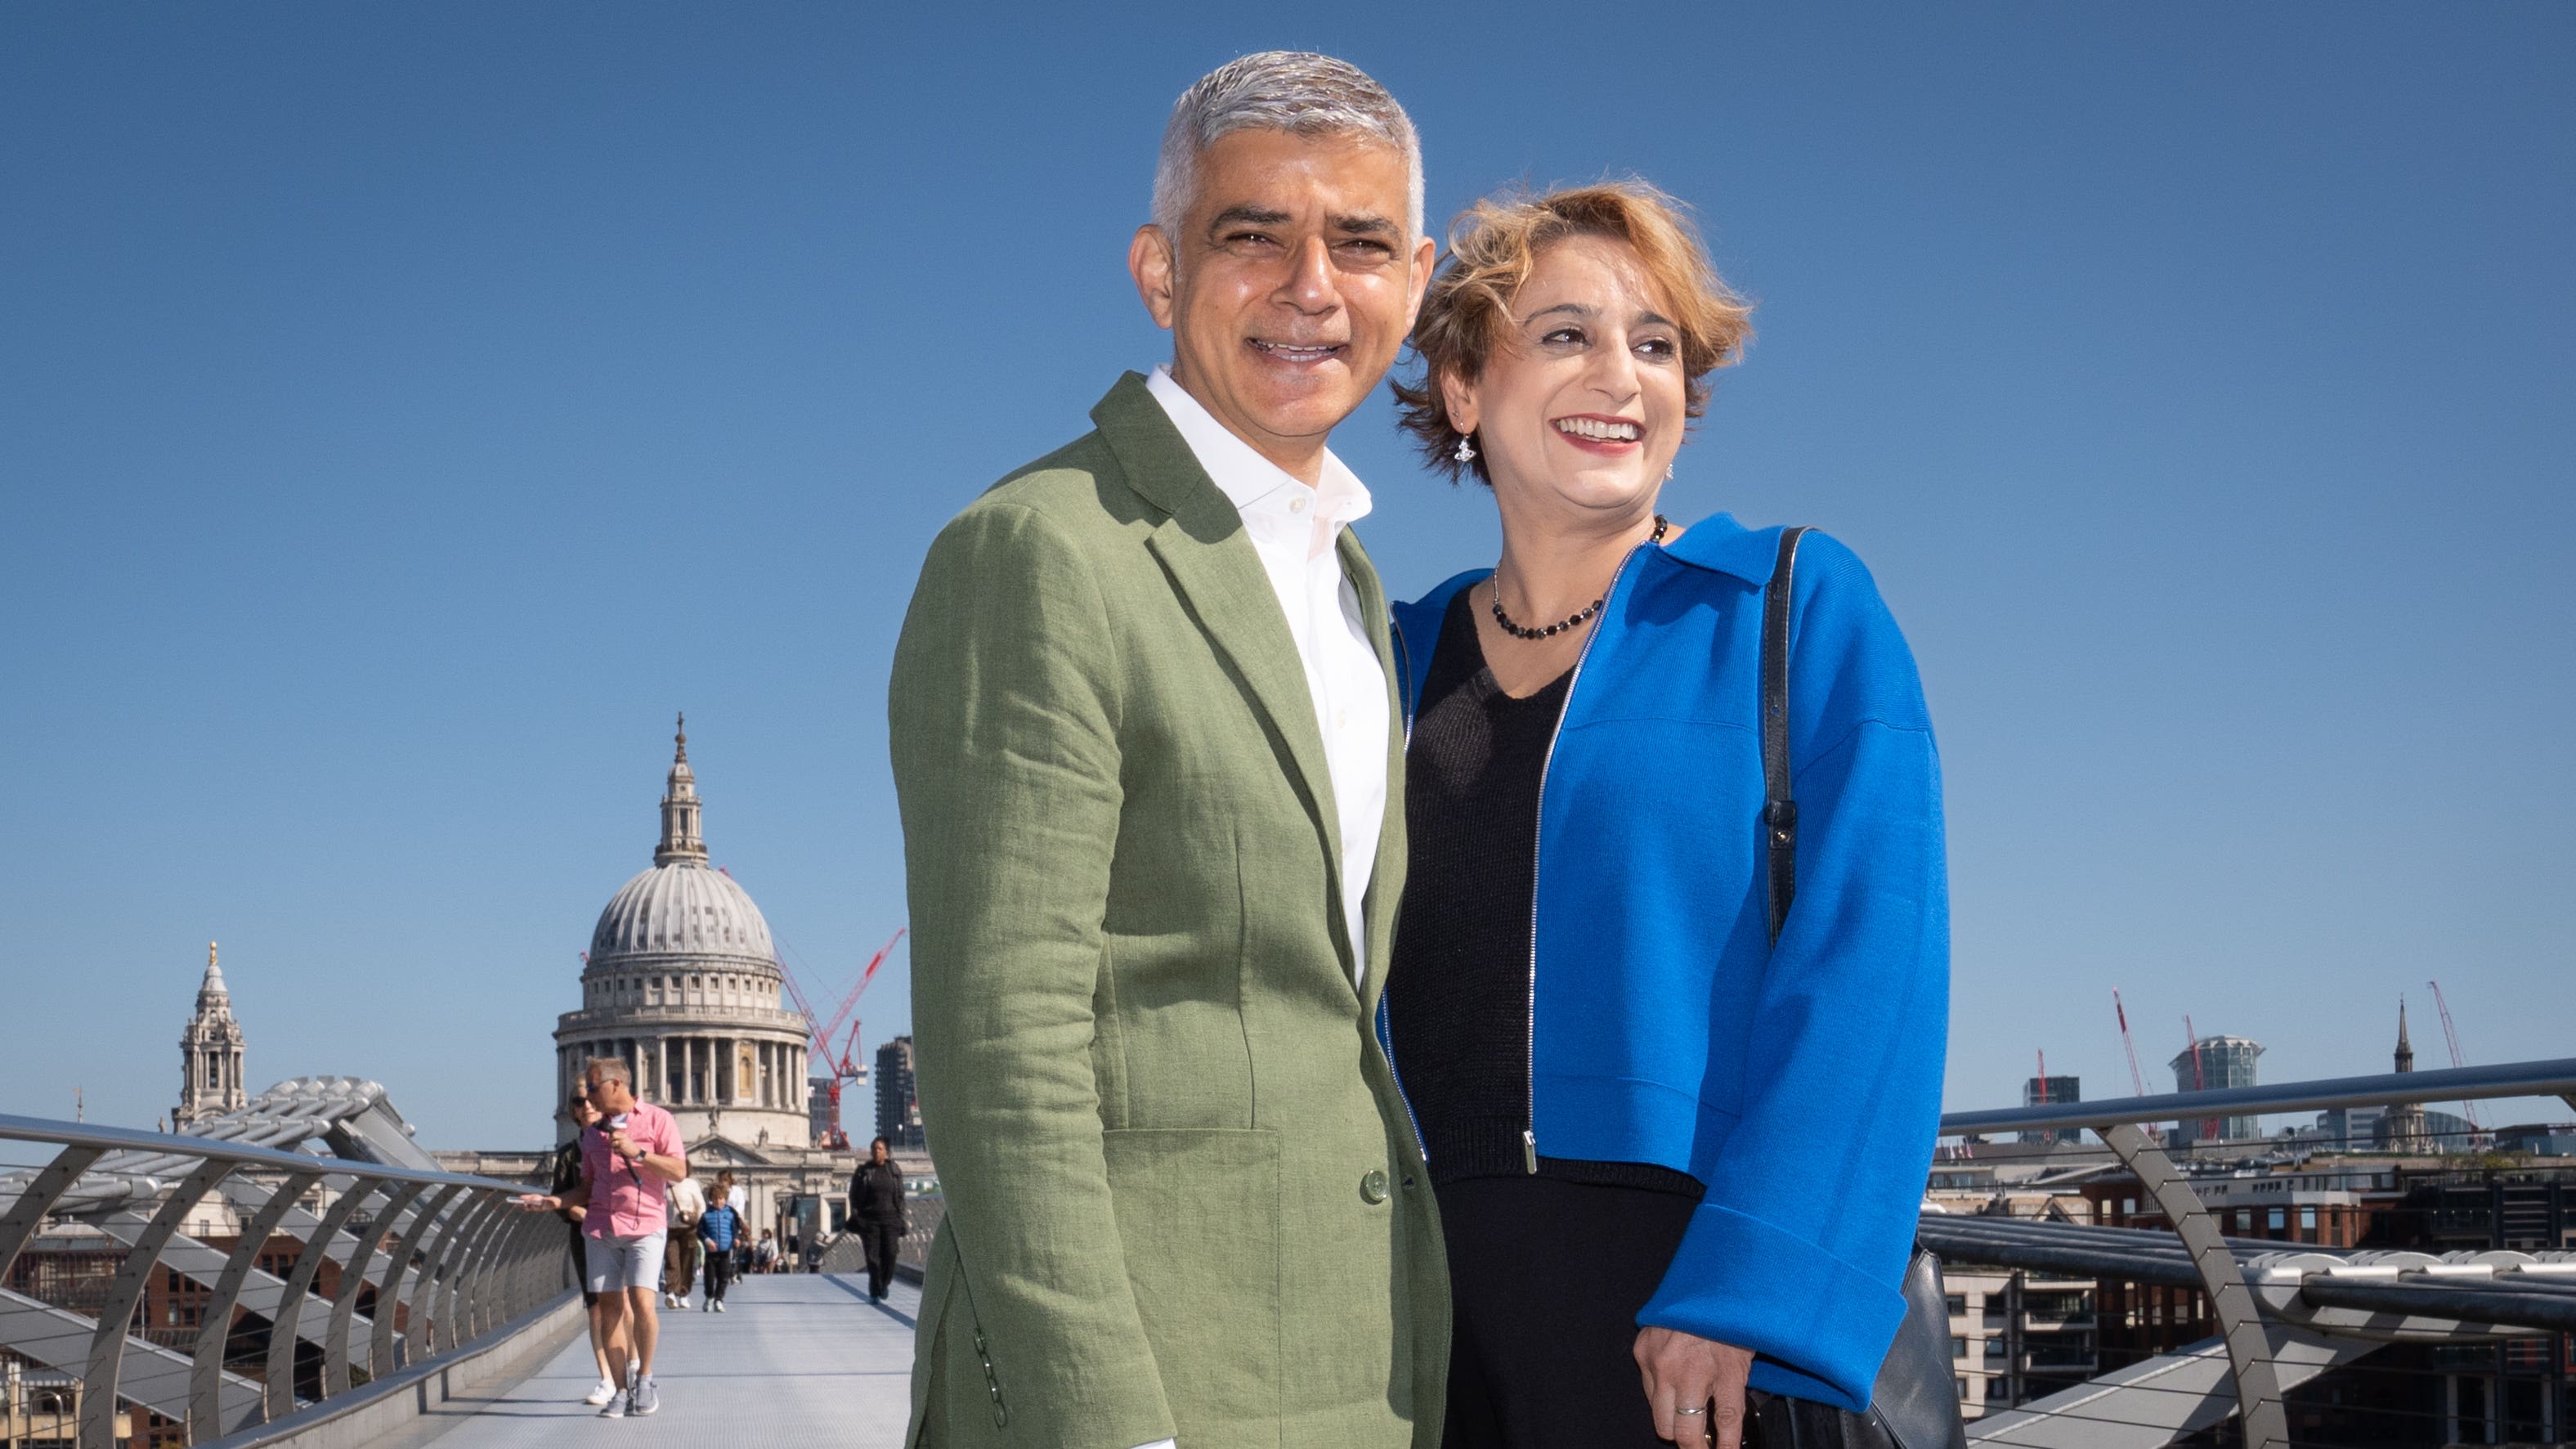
1552, 413, 1645, 454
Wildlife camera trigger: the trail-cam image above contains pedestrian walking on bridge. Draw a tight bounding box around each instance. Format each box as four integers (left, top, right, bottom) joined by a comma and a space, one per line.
698, 1171, 745, 1312
517, 1057, 687, 1418
547, 1091, 621, 1404
663, 1172, 706, 1309
847, 1136, 907, 1301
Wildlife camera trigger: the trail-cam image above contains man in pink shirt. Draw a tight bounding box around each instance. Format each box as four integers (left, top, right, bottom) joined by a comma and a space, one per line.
520, 1056, 688, 1417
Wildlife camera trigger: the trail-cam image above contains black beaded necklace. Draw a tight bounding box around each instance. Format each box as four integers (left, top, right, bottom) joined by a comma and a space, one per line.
1490, 515, 1669, 640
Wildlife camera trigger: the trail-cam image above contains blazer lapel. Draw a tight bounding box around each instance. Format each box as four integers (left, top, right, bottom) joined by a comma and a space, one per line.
1091, 375, 1347, 901
1341, 525, 1406, 1018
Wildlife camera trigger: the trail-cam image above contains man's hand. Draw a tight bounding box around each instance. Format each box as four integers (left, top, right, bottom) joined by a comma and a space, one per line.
607, 1127, 640, 1160
1635, 1326, 1754, 1449
513, 1194, 561, 1213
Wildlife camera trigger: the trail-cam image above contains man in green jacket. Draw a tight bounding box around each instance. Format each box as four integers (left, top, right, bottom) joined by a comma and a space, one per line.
888, 51, 1445, 1449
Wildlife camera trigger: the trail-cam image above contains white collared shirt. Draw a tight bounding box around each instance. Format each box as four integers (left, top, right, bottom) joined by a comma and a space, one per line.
1146, 366, 1388, 991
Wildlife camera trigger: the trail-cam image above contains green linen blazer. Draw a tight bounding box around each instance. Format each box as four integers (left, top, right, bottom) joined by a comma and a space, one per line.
889, 374, 1448, 1449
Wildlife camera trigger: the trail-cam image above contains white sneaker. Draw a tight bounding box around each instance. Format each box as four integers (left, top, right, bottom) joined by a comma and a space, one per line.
584, 1379, 617, 1406
715, 1300, 727, 1313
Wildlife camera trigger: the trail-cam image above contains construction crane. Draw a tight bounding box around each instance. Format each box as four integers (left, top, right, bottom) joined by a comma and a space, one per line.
779, 928, 907, 1151
2035, 1051, 2050, 1106
2426, 980, 2484, 1133
2112, 989, 2147, 1097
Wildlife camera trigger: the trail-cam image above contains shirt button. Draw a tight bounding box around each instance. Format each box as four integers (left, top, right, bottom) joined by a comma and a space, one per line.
1360, 1169, 1390, 1205
1335, 708, 1348, 729
1289, 496, 1309, 513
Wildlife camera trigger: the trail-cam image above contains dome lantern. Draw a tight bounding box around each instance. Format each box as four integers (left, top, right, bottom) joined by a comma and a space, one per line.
656, 711, 707, 866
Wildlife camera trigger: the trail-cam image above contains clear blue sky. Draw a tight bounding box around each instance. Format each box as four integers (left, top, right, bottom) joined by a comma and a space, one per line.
4, 6, 2569, 1148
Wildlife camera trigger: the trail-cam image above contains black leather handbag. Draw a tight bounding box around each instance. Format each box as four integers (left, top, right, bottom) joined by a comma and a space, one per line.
1750, 529, 1966, 1449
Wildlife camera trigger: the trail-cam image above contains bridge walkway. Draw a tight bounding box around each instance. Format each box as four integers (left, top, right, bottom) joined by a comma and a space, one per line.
401, 1273, 919, 1449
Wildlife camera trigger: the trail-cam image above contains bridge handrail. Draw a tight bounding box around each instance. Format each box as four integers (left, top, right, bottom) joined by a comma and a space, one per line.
1926, 1054, 2576, 1449
1937, 1056, 2576, 1137
0, 1112, 567, 1449
0, 1112, 533, 1193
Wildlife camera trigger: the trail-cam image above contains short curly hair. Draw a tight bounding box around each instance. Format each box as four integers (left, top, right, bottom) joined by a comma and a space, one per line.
1393, 181, 1754, 485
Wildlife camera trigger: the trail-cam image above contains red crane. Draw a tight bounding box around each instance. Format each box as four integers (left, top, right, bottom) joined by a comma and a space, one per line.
2111, 989, 2147, 1097
779, 928, 906, 1151
2426, 980, 2484, 1133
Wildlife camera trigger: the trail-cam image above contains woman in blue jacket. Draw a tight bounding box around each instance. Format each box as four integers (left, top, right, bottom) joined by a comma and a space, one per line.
1382, 182, 1947, 1448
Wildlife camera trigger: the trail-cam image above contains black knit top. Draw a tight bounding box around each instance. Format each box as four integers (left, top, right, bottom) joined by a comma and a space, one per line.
1386, 590, 1705, 1199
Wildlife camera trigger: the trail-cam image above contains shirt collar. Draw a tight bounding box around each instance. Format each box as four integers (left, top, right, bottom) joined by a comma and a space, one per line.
1146, 366, 1371, 550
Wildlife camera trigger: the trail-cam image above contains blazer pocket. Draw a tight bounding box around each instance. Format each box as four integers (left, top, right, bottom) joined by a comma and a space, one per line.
1101, 1127, 1283, 1435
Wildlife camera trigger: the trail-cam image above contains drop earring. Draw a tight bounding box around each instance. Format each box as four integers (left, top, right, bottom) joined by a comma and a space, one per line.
1664, 463, 1675, 481
1454, 435, 1476, 464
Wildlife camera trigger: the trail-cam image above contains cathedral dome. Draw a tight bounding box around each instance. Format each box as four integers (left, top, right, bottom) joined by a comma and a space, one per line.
589, 859, 776, 967
583, 715, 780, 972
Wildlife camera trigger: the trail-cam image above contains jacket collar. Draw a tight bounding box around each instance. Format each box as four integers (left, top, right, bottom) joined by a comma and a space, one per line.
1091, 370, 1218, 519
1659, 511, 1783, 585
1088, 370, 1382, 1001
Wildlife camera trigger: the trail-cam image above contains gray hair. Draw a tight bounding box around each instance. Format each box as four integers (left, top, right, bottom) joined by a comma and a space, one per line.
582, 1056, 631, 1088
1152, 51, 1423, 248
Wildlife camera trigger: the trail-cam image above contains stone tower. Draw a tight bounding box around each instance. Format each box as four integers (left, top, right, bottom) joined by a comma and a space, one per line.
177, 942, 248, 1128
2381, 998, 2430, 1153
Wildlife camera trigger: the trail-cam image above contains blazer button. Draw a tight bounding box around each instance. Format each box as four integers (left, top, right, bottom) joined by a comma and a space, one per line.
1360, 1169, 1390, 1205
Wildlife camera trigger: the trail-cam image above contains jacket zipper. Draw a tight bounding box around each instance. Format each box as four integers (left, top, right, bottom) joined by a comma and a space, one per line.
1382, 611, 1427, 1163
1377, 1000, 1429, 1164
1391, 610, 1418, 749
1522, 547, 1644, 1173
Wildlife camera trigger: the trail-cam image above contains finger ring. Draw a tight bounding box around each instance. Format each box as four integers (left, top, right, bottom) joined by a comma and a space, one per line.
1677, 1406, 1708, 1416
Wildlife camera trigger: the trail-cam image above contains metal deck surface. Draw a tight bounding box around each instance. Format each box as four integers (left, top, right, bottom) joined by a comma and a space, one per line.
408, 1273, 918, 1449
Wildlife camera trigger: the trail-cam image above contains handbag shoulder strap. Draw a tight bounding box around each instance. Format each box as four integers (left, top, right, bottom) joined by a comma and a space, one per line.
1762, 526, 1811, 946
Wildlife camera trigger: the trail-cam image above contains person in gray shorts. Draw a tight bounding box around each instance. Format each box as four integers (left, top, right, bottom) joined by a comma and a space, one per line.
520, 1058, 687, 1419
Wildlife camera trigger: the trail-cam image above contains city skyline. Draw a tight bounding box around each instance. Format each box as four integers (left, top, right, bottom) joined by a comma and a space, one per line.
6, 7, 2572, 1146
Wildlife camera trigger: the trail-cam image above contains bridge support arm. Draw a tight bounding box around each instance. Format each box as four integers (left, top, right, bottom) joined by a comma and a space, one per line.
81, 1157, 236, 1449
191, 1168, 324, 1440
328, 1180, 425, 1393
2098, 1123, 2287, 1449
265, 1178, 388, 1420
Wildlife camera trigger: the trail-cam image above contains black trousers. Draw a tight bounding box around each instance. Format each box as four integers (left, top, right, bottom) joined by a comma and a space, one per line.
1439, 1174, 1700, 1449
566, 1223, 598, 1306
703, 1249, 732, 1303
855, 1220, 903, 1299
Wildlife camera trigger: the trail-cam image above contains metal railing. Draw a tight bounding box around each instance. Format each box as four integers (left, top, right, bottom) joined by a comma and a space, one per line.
1925, 1058, 2576, 1449
809, 1193, 944, 1281
0, 1112, 571, 1449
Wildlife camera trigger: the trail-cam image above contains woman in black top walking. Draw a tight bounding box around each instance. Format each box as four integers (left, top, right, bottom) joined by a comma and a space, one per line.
847, 1136, 907, 1301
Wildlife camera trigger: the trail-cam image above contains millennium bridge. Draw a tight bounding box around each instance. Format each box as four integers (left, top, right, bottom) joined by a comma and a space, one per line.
4, 1063, 2572, 1449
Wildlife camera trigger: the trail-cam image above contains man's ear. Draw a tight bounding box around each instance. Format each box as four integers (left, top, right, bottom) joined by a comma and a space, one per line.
1130, 224, 1178, 330
1439, 366, 1480, 439
1401, 234, 1438, 326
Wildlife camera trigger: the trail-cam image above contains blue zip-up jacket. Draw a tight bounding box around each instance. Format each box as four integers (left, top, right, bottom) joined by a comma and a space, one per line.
1387, 513, 1948, 1411
697, 1202, 741, 1253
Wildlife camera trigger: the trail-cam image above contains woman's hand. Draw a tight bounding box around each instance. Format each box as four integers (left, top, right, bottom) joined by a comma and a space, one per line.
1635, 1326, 1754, 1448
